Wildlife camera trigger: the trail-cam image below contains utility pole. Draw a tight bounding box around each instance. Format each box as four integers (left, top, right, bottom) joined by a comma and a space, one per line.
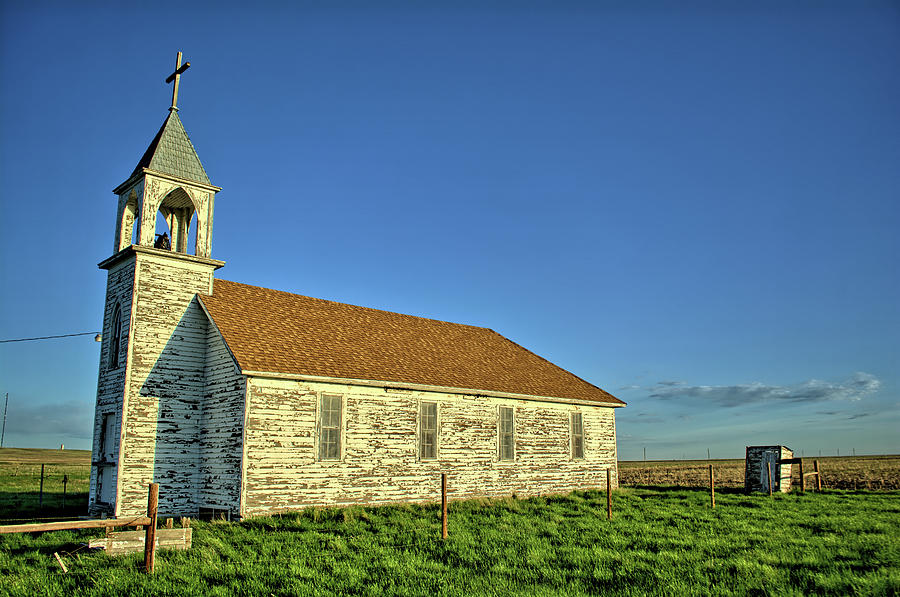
1, 393, 8, 448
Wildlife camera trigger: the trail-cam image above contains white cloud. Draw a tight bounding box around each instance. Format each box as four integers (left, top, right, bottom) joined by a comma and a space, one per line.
647, 372, 881, 408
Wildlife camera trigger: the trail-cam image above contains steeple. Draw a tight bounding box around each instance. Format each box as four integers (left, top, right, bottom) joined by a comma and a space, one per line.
109, 52, 221, 259
129, 111, 211, 185
92, 53, 225, 516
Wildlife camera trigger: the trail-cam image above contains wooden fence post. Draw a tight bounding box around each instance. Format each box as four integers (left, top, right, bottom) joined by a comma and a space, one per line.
606, 468, 612, 520
144, 483, 159, 573
62, 474, 68, 508
814, 460, 822, 491
767, 462, 773, 497
441, 473, 448, 540
799, 459, 805, 493
39, 464, 45, 510
709, 464, 715, 509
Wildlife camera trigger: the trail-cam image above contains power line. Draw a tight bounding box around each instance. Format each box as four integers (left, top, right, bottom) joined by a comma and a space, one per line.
0, 332, 100, 344
1, 393, 7, 448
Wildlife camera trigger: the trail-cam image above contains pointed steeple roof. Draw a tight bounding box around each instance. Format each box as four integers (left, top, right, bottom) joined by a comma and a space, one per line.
130, 110, 211, 185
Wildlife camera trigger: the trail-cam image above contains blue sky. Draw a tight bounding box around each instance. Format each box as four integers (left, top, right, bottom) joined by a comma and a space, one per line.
1, 1, 897, 459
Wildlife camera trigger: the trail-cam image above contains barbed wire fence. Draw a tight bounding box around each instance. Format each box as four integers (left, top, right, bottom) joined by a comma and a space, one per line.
2, 464, 92, 522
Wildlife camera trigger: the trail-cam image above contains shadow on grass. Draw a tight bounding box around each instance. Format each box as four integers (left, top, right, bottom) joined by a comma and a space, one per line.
4, 541, 90, 559
0, 491, 89, 523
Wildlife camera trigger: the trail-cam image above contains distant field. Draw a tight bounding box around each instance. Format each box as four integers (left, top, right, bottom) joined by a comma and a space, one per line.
0, 448, 91, 467
0, 448, 91, 522
619, 454, 900, 490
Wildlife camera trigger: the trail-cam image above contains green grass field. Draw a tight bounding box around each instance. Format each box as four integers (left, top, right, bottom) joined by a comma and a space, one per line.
2, 487, 899, 596
2, 449, 898, 595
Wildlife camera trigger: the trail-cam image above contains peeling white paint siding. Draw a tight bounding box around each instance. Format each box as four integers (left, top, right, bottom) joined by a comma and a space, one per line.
241, 377, 618, 517
89, 259, 135, 513
199, 323, 245, 513
112, 251, 219, 516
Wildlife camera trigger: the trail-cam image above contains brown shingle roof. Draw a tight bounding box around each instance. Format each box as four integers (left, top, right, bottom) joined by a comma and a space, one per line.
200, 279, 623, 405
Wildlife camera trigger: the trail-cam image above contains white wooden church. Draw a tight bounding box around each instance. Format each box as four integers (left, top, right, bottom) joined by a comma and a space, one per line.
90, 56, 624, 519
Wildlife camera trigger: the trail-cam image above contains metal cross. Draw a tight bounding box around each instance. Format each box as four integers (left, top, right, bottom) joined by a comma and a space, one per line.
166, 51, 191, 111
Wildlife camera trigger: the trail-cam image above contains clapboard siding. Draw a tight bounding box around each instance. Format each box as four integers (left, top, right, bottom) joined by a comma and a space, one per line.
241, 377, 618, 517
89, 258, 135, 513
115, 252, 218, 516
199, 322, 245, 513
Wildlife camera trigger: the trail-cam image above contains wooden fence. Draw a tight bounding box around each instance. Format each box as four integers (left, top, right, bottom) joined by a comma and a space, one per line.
0, 483, 168, 573
620, 458, 827, 492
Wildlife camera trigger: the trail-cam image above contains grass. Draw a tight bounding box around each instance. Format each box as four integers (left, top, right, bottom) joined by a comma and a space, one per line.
1, 487, 898, 596
2, 449, 898, 595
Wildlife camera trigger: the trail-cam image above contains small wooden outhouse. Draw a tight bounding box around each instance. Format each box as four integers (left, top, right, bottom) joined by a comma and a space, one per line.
744, 445, 793, 493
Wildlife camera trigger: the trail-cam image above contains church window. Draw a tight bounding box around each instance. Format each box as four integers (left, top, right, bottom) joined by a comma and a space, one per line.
571, 412, 584, 459
419, 402, 438, 460
100, 413, 116, 460
318, 394, 343, 461
108, 303, 122, 370
499, 406, 515, 461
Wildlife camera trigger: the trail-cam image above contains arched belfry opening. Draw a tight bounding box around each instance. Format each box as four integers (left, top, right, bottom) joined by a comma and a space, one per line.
154, 187, 200, 254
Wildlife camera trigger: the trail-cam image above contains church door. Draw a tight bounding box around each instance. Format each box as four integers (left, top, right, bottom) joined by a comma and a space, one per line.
98, 466, 114, 504
97, 414, 117, 504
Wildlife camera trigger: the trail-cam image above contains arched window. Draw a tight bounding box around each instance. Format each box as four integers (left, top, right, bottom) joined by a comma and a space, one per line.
108, 303, 122, 369
155, 187, 197, 254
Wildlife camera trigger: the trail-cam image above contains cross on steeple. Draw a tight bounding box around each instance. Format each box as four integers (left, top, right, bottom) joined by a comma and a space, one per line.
165, 51, 191, 112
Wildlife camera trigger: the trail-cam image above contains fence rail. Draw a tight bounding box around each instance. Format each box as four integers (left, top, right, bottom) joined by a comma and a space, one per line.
1, 484, 163, 574
0, 516, 151, 534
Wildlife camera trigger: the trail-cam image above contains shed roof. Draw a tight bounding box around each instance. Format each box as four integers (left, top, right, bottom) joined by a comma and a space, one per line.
130, 111, 211, 185
200, 279, 623, 405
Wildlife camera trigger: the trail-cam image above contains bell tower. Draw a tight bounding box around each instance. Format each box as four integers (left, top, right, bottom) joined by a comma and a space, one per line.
111, 52, 218, 258
90, 53, 226, 516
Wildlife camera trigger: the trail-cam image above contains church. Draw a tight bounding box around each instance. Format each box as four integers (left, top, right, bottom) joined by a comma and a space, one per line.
89, 55, 624, 519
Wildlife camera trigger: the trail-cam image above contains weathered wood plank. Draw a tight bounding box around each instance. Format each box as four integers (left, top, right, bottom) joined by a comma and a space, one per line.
0, 517, 151, 534
88, 527, 192, 555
